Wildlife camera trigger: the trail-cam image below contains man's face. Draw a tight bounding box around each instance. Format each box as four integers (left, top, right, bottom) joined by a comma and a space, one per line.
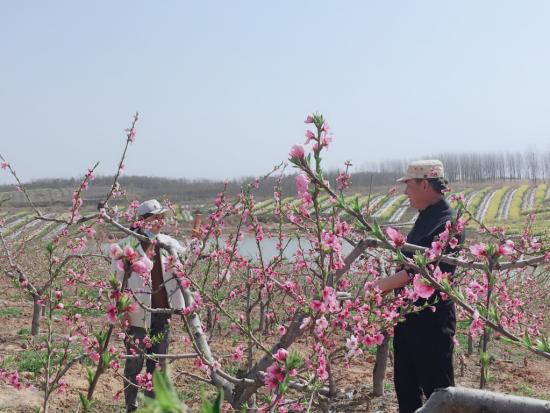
403, 179, 429, 210
143, 214, 165, 234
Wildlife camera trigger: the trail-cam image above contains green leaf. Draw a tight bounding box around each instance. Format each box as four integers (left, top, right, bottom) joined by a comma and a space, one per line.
278, 377, 289, 394
137, 367, 187, 412
535, 336, 550, 353
285, 350, 302, 370
79, 393, 93, 412
370, 220, 383, 238
479, 351, 489, 368
152, 368, 180, 408
200, 390, 223, 413
352, 196, 361, 214
85, 367, 94, 385
488, 306, 499, 323
413, 251, 427, 267
45, 242, 54, 254
394, 249, 406, 264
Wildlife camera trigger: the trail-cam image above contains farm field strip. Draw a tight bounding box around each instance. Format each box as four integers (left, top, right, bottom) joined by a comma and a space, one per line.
362, 194, 384, 211
0, 212, 34, 235
389, 200, 410, 223
485, 186, 509, 222
475, 189, 497, 222
376, 195, 406, 221
496, 187, 517, 221
42, 222, 68, 241
522, 186, 536, 211
507, 185, 529, 221
5, 214, 56, 241
373, 196, 399, 218
20, 214, 60, 241
464, 189, 480, 208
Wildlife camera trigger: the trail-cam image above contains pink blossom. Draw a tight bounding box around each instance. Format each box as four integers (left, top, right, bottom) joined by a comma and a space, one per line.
310, 299, 326, 313
335, 171, 351, 191
194, 357, 208, 372
304, 115, 314, 123
455, 217, 467, 232
449, 237, 459, 249
469, 311, 485, 338
0, 162, 9, 169
131, 257, 153, 275
125, 127, 136, 142
106, 304, 118, 324
264, 363, 285, 391
295, 174, 310, 197
316, 354, 329, 381
232, 345, 245, 362
362, 332, 385, 347
289, 144, 305, 159
273, 348, 289, 363
385, 227, 405, 247
277, 325, 287, 336
470, 243, 487, 258
79, 225, 96, 238
412, 274, 435, 299
319, 131, 332, 148
345, 335, 363, 357
304, 130, 316, 144
299, 317, 311, 330
497, 240, 514, 256
123, 246, 138, 261
314, 316, 329, 335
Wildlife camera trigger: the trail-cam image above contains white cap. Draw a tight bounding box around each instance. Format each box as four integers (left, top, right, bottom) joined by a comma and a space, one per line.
136, 199, 168, 217
396, 160, 444, 182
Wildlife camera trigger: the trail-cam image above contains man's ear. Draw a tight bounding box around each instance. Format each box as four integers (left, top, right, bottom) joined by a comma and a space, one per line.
421, 179, 429, 190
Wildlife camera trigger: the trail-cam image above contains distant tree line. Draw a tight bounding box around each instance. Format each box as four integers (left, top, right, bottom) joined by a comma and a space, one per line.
1, 150, 548, 202
367, 149, 550, 183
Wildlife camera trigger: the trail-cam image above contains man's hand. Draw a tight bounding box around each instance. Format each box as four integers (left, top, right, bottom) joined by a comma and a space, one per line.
374, 269, 410, 293
191, 214, 203, 239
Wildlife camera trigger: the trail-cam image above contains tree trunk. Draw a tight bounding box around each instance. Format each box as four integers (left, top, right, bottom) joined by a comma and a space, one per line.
415, 387, 550, 413
31, 295, 41, 336
467, 332, 474, 356
372, 331, 390, 396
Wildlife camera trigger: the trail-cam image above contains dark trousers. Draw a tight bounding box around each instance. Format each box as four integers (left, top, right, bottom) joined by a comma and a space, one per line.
123, 314, 171, 412
393, 303, 456, 413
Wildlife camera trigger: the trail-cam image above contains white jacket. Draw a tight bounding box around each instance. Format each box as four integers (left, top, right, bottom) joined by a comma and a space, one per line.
111, 233, 188, 329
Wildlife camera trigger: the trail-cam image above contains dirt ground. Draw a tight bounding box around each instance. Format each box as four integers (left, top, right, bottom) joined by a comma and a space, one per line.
0, 279, 549, 412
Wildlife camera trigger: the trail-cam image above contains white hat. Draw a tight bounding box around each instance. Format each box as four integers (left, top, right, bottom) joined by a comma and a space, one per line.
397, 160, 444, 182
136, 199, 168, 217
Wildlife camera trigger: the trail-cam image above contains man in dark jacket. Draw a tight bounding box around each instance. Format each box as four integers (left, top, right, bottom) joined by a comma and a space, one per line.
375, 160, 465, 413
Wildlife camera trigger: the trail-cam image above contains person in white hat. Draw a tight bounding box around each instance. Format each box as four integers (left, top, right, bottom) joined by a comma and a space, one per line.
111, 199, 200, 412
375, 160, 465, 413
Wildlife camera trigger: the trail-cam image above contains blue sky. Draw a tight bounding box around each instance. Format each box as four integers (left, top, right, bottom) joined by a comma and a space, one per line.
1, 1, 550, 184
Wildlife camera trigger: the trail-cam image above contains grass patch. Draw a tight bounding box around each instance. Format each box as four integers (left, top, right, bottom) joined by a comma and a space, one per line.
17, 350, 47, 373
513, 383, 550, 401
17, 328, 31, 337
484, 186, 508, 222
533, 183, 547, 211
0, 307, 23, 317
508, 184, 529, 220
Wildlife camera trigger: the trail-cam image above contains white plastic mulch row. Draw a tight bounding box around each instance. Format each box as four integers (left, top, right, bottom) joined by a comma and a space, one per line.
373, 196, 401, 218
475, 190, 497, 222
496, 188, 517, 221
465, 190, 480, 210
521, 187, 536, 211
